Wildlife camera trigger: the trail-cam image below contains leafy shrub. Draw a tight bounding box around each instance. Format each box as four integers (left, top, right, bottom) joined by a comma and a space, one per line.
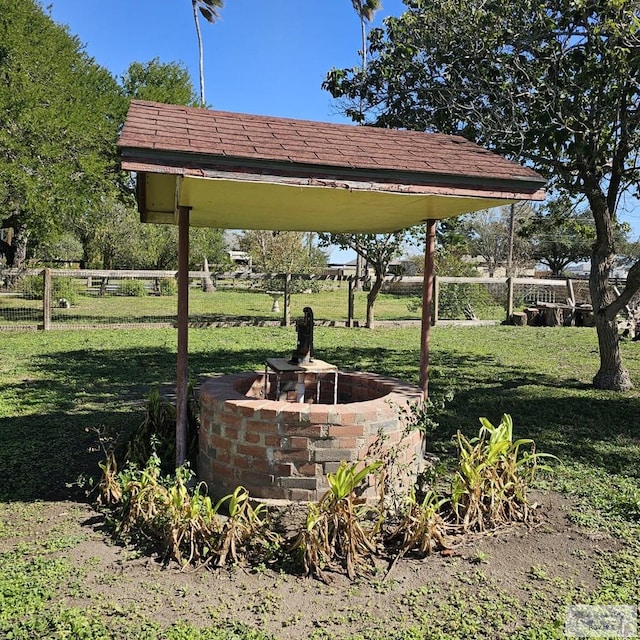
407, 283, 500, 319
126, 383, 199, 473
440, 282, 498, 319
22, 275, 44, 300
117, 279, 147, 297
158, 277, 177, 296
22, 275, 77, 305
52, 277, 78, 305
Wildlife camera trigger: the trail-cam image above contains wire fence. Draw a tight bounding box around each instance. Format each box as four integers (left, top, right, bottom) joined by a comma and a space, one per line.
0, 268, 596, 331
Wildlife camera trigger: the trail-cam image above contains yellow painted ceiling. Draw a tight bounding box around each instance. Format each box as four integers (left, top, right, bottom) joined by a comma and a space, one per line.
141, 174, 525, 233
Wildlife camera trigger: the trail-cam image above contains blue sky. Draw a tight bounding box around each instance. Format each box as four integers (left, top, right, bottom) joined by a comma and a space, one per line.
47, 0, 408, 263
47, 0, 640, 245
48, 0, 406, 123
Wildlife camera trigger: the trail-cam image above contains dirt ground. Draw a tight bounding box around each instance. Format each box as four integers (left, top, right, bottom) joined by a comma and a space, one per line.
1, 490, 621, 639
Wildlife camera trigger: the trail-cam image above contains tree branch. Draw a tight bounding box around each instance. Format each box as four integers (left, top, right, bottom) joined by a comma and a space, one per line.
604, 258, 640, 320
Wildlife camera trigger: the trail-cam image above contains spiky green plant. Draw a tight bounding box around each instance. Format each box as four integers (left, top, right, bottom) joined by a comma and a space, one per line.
214, 485, 278, 567
450, 414, 555, 532
96, 449, 122, 506
288, 501, 332, 582
290, 460, 383, 581
163, 472, 221, 568
126, 381, 200, 473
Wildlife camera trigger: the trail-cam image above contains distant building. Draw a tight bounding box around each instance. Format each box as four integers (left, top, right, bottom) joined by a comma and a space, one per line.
388, 257, 420, 276
564, 260, 630, 280
228, 250, 252, 272
325, 259, 365, 278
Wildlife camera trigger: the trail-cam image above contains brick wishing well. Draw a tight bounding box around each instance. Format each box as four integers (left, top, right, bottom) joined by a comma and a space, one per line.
198, 370, 424, 502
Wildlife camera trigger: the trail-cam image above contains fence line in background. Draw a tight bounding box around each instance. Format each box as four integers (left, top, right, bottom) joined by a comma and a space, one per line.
433, 276, 578, 323
0, 268, 600, 331
0, 268, 359, 330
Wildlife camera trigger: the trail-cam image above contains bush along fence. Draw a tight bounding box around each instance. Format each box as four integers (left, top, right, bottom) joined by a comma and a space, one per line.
0, 268, 593, 331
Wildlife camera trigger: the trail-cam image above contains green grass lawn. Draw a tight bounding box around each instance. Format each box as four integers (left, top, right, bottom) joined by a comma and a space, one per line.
1, 325, 639, 638
0, 280, 506, 326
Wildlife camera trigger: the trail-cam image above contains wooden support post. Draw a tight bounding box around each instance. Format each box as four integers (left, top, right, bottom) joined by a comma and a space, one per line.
176, 206, 190, 469
420, 220, 437, 399
42, 268, 51, 331
506, 276, 514, 322
432, 275, 439, 325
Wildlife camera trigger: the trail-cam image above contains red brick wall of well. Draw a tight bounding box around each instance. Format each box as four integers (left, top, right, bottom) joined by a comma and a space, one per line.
198, 371, 424, 502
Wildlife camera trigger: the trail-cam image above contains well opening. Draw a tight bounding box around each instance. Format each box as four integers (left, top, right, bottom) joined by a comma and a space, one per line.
199, 370, 424, 502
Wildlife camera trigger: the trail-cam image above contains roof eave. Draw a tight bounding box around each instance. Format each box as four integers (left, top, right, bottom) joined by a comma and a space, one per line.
119, 147, 547, 200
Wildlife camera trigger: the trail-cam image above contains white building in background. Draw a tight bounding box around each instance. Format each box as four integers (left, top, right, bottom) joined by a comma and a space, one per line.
563, 263, 590, 278
228, 250, 252, 272
558, 261, 630, 279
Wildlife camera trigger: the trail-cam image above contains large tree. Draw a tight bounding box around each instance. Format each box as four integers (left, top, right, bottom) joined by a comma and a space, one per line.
319, 231, 411, 328
121, 58, 199, 106
0, 0, 126, 269
120, 58, 229, 272
518, 197, 597, 276
239, 231, 326, 280
351, 0, 382, 69
348, 0, 382, 291
466, 208, 514, 278
324, 0, 640, 390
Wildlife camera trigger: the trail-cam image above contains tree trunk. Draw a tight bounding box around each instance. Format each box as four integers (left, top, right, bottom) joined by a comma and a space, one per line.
0, 237, 15, 266
592, 311, 632, 390
201, 257, 215, 292
11, 223, 28, 270
355, 252, 363, 291
192, 0, 206, 107
588, 188, 632, 391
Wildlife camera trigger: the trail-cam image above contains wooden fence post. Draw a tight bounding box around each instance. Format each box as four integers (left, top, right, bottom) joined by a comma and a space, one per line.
42, 268, 51, 331
506, 276, 514, 322
566, 278, 575, 305
347, 277, 355, 327
283, 274, 291, 327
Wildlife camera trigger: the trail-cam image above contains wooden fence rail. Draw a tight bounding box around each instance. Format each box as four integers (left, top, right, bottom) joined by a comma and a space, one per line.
0, 268, 600, 330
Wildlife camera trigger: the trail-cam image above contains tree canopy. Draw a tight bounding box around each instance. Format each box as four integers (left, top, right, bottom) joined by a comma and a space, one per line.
0, 0, 126, 266
121, 59, 199, 106
239, 231, 327, 290
324, 0, 640, 390
0, 0, 231, 272
518, 197, 596, 276
319, 231, 414, 328
466, 207, 526, 278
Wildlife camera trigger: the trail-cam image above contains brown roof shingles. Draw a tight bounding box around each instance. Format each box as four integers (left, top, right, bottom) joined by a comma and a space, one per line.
118, 100, 544, 185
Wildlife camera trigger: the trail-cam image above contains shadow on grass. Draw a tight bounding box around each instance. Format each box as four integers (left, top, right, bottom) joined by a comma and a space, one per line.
2, 341, 638, 502
49, 314, 278, 325
0, 408, 140, 502
429, 372, 640, 482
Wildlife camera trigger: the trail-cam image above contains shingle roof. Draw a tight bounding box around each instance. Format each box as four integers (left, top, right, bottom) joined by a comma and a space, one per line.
118, 100, 544, 186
